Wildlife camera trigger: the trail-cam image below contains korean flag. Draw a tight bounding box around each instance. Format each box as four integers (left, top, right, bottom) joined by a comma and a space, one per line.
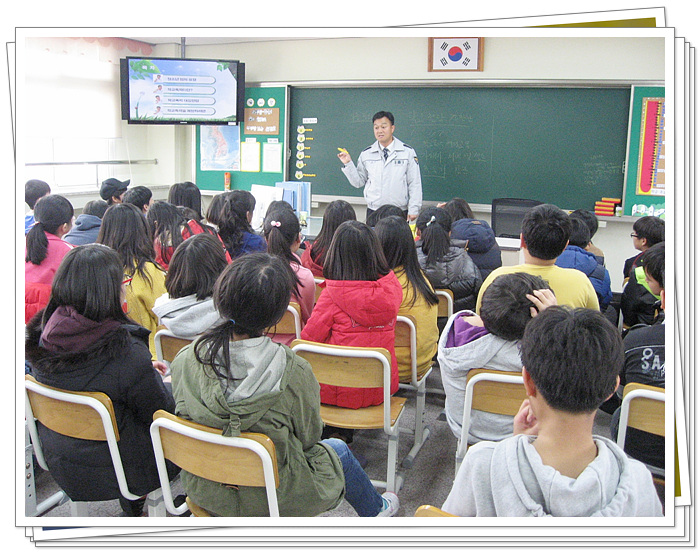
432, 38, 480, 70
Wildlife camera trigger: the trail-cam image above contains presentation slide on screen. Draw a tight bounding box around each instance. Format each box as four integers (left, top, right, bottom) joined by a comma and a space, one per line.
127, 58, 238, 122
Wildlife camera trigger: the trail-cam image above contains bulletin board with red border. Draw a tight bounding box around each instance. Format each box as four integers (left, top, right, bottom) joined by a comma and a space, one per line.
622, 86, 666, 216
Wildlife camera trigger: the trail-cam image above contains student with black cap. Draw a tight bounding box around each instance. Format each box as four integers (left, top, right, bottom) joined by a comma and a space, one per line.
100, 178, 130, 205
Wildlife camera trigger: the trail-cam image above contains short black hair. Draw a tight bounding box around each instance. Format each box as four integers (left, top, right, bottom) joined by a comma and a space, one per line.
633, 216, 665, 247
443, 198, 474, 222
480, 273, 551, 341
520, 306, 623, 413
82, 199, 109, 219
366, 204, 405, 227
641, 241, 665, 289
569, 209, 598, 238
122, 186, 153, 212
25, 179, 51, 209
372, 111, 395, 125
568, 217, 591, 249
165, 233, 228, 300
169, 181, 202, 220
521, 203, 572, 260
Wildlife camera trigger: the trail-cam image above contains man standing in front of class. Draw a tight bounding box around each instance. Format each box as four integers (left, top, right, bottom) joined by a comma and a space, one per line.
338, 111, 423, 221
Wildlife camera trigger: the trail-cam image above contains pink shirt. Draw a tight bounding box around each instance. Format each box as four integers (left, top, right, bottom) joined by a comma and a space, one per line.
292, 261, 316, 323
25, 232, 74, 286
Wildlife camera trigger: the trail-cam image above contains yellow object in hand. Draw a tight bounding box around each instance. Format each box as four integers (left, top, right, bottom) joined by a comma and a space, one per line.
338, 147, 348, 154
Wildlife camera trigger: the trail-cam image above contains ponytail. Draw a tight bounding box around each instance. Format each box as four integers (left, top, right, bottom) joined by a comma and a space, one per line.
25, 195, 73, 265
416, 208, 452, 265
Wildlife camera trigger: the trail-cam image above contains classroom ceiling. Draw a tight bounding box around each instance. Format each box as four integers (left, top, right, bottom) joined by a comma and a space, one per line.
130, 37, 310, 46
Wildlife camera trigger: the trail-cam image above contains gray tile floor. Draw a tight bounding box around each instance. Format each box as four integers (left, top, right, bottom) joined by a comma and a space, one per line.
30, 367, 615, 519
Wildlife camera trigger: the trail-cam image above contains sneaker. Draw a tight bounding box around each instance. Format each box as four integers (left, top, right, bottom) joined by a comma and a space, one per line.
376, 491, 399, 517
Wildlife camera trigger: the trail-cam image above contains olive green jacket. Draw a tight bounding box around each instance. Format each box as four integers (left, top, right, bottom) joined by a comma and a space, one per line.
170, 341, 345, 516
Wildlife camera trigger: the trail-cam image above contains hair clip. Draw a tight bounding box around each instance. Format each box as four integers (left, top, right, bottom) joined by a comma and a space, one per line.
230, 319, 236, 325
426, 215, 436, 227
270, 220, 281, 227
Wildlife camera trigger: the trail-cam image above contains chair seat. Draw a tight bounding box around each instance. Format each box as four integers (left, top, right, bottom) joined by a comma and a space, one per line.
320, 397, 407, 430
186, 496, 211, 517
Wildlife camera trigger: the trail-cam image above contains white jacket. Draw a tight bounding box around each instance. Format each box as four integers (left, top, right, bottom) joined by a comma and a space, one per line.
341, 137, 422, 215
443, 435, 664, 517
438, 310, 522, 443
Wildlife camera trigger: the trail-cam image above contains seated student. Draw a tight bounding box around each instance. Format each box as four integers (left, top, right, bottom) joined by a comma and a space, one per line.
97, 203, 167, 360
612, 242, 665, 470
63, 199, 108, 246
146, 200, 231, 271
25, 179, 51, 234
374, 215, 439, 382
301, 199, 356, 277
301, 220, 403, 410
100, 177, 129, 206
439, 273, 555, 444
442, 306, 663, 517
476, 204, 599, 313
263, 208, 316, 332
415, 207, 482, 312
168, 181, 203, 221
570, 209, 604, 264
442, 198, 502, 281
170, 253, 399, 517
122, 185, 154, 214
25, 244, 179, 517
217, 190, 267, 259
620, 246, 664, 328
623, 215, 665, 280
153, 234, 228, 337
25, 195, 75, 323
555, 217, 613, 311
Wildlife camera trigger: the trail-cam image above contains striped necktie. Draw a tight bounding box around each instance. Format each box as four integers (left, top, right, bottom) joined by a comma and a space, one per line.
383, 147, 389, 160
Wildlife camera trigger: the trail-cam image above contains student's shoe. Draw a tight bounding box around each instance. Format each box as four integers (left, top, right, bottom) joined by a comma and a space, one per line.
376, 492, 399, 517
119, 495, 147, 517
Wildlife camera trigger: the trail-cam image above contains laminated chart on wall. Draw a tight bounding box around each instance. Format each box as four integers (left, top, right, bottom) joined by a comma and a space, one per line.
622, 85, 666, 216
636, 97, 665, 196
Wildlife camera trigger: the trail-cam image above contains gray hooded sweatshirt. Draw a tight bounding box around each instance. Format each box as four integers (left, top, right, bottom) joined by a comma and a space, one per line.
152, 294, 222, 337
442, 434, 663, 517
438, 310, 522, 444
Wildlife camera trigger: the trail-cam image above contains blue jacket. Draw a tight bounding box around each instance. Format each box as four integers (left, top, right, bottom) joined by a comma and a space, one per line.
555, 245, 613, 309
63, 214, 102, 246
451, 218, 502, 281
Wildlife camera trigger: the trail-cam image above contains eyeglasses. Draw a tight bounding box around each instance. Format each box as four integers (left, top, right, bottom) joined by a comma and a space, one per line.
630, 233, 639, 238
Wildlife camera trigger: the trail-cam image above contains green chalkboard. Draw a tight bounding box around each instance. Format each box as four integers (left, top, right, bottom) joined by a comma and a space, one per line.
196, 86, 287, 191
289, 86, 632, 211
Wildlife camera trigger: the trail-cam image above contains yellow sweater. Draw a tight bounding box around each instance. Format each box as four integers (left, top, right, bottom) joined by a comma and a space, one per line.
476, 263, 600, 314
124, 262, 167, 359
394, 268, 439, 382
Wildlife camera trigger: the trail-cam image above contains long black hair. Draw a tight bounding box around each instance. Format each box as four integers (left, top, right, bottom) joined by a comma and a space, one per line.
416, 207, 453, 265
42, 243, 130, 326
443, 198, 474, 222
26, 195, 74, 265
217, 190, 256, 256
309, 199, 356, 267
323, 220, 389, 281
194, 253, 296, 383
263, 207, 302, 266
375, 215, 438, 307
97, 203, 159, 285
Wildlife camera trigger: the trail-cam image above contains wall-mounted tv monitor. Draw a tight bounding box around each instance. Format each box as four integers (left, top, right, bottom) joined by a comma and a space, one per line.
120, 57, 245, 125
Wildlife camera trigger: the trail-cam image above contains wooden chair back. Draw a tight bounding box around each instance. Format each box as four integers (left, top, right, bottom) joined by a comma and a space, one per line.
266, 302, 301, 337
620, 382, 665, 437
155, 329, 194, 364
466, 368, 528, 416
151, 410, 279, 489
414, 505, 457, 517
435, 289, 454, 318
290, 339, 390, 389
25, 374, 119, 441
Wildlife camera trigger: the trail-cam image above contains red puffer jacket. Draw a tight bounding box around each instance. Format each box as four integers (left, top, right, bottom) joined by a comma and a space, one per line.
300, 271, 403, 408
